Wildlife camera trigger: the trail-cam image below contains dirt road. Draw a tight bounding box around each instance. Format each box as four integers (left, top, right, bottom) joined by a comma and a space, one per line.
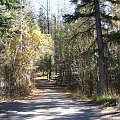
0, 80, 120, 120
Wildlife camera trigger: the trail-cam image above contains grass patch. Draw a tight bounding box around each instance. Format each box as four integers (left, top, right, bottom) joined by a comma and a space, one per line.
92, 96, 116, 104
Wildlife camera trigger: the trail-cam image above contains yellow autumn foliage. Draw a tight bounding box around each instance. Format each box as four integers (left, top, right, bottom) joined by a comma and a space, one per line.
4, 25, 54, 66
23, 26, 54, 57
1, 22, 54, 97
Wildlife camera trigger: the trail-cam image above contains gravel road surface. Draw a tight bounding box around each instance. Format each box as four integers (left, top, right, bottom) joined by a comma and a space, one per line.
0, 80, 120, 120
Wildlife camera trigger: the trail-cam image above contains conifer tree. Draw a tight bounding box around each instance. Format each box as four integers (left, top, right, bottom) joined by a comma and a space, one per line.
64, 0, 120, 96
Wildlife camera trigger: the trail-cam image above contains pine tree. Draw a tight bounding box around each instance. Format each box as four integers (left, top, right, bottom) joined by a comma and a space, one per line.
64, 0, 120, 96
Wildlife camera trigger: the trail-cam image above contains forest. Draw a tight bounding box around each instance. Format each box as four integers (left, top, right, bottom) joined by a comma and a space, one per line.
0, 0, 120, 101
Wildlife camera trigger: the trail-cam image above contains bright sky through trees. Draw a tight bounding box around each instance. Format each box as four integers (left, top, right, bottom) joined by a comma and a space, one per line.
29, 0, 74, 15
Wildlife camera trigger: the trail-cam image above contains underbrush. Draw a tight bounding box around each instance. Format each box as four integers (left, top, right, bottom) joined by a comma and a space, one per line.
62, 85, 119, 104
0, 86, 43, 101
64, 86, 90, 100
92, 95, 118, 104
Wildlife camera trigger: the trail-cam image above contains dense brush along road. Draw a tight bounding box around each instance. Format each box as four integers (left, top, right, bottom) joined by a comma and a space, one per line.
0, 80, 120, 120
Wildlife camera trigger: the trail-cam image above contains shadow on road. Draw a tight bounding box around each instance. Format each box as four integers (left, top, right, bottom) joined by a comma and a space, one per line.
0, 80, 120, 120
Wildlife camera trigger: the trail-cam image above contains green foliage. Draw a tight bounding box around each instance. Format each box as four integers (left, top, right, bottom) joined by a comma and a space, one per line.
0, 0, 119, 99
37, 7, 48, 34
0, 0, 54, 99
104, 31, 120, 44
93, 96, 115, 104
0, 0, 21, 9
0, 0, 18, 36
54, 0, 120, 98
64, 12, 94, 23
102, 13, 120, 21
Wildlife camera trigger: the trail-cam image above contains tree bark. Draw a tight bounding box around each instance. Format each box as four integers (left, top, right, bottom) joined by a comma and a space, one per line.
47, 56, 52, 81
94, 0, 106, 96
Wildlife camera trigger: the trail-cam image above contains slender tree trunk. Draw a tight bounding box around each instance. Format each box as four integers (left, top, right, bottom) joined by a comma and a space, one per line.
47, 56, 52, 81
46, 0, 52, 81
47, 0, 50, 34
94, 0, 106, 96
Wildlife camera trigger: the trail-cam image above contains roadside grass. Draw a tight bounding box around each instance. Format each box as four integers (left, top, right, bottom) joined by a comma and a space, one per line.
92, 95, 116, 104
59, 85, 119, 104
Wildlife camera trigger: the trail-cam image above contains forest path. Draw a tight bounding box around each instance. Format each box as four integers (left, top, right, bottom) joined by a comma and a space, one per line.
0, 80, 120, 120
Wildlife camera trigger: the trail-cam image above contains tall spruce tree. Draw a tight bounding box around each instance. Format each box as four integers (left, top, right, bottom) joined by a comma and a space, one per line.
64, 0, 120, 96
0, 0, 20, 36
